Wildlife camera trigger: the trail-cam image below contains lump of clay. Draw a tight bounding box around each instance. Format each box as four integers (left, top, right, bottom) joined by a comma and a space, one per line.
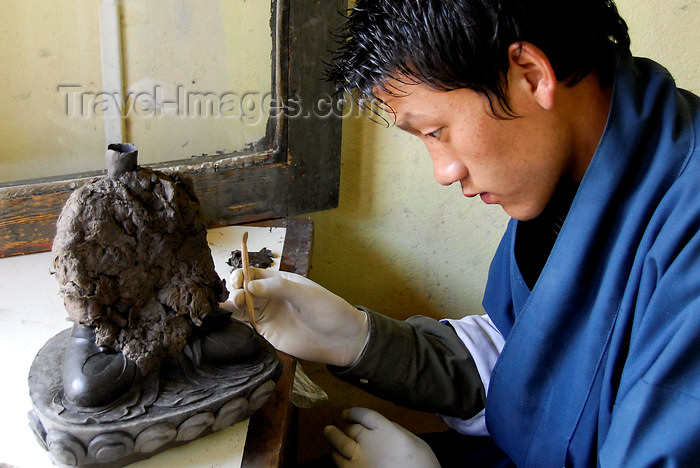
52, 143, 229, 375
227, 247, 275, 269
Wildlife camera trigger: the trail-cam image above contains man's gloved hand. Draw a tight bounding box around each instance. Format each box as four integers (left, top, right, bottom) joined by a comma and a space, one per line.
223, 268, 369, 367
324, 407, 441, 468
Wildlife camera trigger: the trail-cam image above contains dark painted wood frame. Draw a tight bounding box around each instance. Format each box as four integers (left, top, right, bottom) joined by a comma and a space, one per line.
0, 0, 344, 257
240, 218, 310, 467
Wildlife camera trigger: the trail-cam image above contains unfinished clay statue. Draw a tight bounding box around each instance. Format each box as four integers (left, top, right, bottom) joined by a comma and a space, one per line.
28, 144, 282, 468
53, 143, 228, 376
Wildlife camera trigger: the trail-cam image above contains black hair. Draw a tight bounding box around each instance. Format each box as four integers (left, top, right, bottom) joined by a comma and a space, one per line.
327, 0, 630, 117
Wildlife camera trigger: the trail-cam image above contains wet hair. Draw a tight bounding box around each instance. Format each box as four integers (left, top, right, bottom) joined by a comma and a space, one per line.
327, 0, 630, 117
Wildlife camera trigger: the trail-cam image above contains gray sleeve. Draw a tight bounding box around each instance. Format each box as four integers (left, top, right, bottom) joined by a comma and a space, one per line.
328, 307, 486, 420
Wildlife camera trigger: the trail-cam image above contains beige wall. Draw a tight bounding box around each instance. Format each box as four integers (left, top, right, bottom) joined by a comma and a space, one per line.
305, 0, 700, 321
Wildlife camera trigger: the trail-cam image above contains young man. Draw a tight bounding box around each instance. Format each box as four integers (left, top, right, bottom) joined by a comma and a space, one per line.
226, 0, 700, 466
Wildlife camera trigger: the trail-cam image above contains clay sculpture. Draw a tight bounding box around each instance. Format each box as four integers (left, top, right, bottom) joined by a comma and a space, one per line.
28, 143, 281, 467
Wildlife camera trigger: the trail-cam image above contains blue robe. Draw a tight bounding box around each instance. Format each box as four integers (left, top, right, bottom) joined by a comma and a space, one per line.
484, 56, 700, 466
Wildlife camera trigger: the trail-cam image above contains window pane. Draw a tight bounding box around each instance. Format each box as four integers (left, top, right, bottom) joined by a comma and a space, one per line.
0, 0, 273, 184
0, 1, 104, 183
121, 0, 273, 165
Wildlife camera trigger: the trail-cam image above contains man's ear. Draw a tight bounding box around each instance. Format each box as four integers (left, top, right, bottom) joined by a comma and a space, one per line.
507, 42, 557, 110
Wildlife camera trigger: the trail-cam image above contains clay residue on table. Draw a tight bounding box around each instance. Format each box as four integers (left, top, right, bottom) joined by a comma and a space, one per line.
227, 247, 275, 269
52, 167, 229, 374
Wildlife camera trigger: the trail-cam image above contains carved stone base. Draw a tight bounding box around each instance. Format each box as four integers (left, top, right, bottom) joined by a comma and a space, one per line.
28, 328, 282, 467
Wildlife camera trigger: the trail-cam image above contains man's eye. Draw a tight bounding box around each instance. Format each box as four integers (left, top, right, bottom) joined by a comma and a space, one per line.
426, 129, 442, 139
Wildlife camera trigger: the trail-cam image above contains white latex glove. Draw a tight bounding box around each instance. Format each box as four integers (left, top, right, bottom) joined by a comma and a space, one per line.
324, 407, 441, 468
223, 268, 369, 367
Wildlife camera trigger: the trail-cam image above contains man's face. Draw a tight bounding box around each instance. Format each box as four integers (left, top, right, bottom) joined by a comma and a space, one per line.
376, 79, 573, 221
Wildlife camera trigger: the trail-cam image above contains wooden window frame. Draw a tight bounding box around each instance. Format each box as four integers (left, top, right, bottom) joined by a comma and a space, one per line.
0, 0, 343, 257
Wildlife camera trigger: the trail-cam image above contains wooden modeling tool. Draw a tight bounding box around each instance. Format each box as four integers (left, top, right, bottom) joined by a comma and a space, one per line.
241, 231, 257, 330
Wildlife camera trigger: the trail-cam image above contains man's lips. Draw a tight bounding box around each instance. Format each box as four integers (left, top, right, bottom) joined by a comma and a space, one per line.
480, 192, 497, 204
464, 191, 497, 204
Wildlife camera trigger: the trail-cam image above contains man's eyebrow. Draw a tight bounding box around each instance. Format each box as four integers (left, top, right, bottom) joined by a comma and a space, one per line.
396, 113, 415, 131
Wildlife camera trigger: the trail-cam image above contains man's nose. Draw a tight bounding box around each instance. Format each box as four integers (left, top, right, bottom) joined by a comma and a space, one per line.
431, 150, 469, 186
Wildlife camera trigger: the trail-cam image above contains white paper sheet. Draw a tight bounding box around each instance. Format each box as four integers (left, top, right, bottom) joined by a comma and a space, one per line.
0, 226, 285, 468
